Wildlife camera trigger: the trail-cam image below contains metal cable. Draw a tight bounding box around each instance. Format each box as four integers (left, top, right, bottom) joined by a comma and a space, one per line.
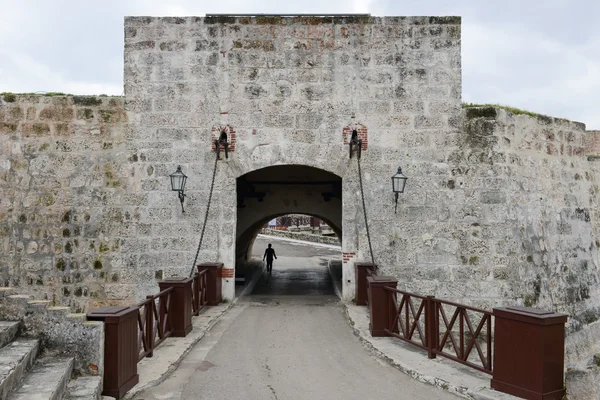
357, 156, 376, 268
189, 154, 219, 277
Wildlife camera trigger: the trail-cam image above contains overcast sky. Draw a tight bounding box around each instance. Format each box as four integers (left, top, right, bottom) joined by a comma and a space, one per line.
0, 0, 598, 129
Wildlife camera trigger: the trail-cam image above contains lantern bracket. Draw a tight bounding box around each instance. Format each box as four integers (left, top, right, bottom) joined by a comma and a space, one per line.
178, 191, 186, 213
349, 129, 362, 159
215, 129, 229, 159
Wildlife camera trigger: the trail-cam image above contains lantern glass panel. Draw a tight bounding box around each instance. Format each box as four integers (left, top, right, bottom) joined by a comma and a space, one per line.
392, 168, 408, 194
170, 166, 187, 192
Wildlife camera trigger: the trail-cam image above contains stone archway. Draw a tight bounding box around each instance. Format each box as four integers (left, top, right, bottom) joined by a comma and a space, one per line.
235, 165, 342, 271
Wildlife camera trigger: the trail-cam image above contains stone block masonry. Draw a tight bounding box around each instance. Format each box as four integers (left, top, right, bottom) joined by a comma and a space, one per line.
123, 15, 463, 306
0, 94, 131, 313
2, 16, 600, 397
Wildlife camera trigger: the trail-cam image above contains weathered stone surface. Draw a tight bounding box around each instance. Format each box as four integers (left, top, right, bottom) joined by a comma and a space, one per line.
9, 357, 73, 400
1, 17, 600, 398
0, 339, 39, 398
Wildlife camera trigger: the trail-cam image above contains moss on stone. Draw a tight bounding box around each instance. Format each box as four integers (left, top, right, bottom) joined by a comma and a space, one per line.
462, 102, 571, 122
204, 16, 236, 24
62, 211, 73, 223
62, 228, 71, 237
98, 243, 110, 253
332, 15, 373, 24
73, 96, 102, 106
255, 16, 285, 25
0, 123, 18, 132
465, 107, 497, 119
429, 16, 461, 24
81, 108, 94, 119
469, 256, 479, 265
93, 259, 103, 270
56, 259, 66, 271
1, 92, 16, 102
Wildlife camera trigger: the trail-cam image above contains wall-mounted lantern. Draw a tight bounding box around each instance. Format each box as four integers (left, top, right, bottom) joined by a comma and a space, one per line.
170, 165, 187, 213
392, 167, 408, 213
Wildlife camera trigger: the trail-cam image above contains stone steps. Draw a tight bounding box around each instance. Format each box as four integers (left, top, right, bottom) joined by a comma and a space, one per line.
0, 323, 19, 352
65, 376, 102, 400
0, 287, 103, 400
8, 357, 73, 400
0, 339, 39, 399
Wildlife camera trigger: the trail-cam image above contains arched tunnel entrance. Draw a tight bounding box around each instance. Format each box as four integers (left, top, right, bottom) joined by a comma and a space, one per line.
235, 165, 342, 297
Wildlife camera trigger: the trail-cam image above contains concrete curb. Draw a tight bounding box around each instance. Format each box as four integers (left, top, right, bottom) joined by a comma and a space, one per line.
237, 261, 266, 299
123, 302, 234, 399
343, 304, 519, 400
327, 260, 343, 299
257, 234, 342, 250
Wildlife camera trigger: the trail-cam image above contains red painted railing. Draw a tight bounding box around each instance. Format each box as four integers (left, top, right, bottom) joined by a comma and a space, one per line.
383, 288, 493, 374
192, 269, 208, 316
137, 287, 173, 362
433, 298, 493, 374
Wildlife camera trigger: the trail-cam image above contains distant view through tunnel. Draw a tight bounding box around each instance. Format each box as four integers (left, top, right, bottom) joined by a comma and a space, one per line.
235, 165, 343, 299
245, 216, 342, 298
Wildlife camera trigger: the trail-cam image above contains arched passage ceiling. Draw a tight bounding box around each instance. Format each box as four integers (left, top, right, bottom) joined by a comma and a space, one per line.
236, 165, 342, 263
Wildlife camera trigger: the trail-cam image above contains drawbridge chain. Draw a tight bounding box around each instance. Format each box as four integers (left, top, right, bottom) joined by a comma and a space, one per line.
357, 156, 376, 269
189, 153, 220, 278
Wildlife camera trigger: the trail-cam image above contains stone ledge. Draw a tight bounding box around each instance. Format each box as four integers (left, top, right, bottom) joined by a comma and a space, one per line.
344, 304, 519, 400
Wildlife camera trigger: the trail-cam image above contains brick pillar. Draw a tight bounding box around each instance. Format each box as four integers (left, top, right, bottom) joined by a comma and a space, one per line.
491, 306, 568, 400
367, 276, 398, 337
158, 277, 193, 337
197, 262, 223, 306
354, 262, 376, 305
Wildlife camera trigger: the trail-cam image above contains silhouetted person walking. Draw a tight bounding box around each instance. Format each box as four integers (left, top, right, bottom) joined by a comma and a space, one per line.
263, 243, 277, 274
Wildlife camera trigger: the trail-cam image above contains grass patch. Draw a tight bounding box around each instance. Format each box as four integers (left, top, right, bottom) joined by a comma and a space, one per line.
462, 102, 571, 122
2, 91, 72, 98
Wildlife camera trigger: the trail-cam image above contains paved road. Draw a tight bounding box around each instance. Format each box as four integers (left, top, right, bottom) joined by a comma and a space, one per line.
133, 237, 457, 400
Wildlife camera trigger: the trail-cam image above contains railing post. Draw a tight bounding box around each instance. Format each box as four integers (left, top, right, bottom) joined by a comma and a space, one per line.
491, 306, 568, 399
367, 276, 398, 337
158, 277, 193, 337
87, 306, 139, 400
426, 296, 437, 359
197, 262, 223, 305
354, 262, 375, 305
145, 296, 154, 358
192, 273, 200, 316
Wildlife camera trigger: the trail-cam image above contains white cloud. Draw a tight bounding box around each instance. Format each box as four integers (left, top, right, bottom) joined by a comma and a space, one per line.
462, 21, 600, 128
0, 0, 598, 128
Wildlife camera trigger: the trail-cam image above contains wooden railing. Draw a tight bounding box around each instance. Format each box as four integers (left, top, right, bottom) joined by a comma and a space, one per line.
192, 269, 208, 316
383, 288, 493, 374
433, 298, 493, 374
137, 287, 173, 362
365, 268, 376, 305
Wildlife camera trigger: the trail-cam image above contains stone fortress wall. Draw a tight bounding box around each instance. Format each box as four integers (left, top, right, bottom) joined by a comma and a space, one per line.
0, 95, 129, 312
1, 15, 600, 380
